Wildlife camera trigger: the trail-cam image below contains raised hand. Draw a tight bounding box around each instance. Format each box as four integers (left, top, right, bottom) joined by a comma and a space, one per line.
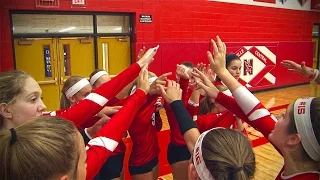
158, 80, 182, 104
137, 46, 146, 59
176, 64, 192, 79
207, 36, 227, 75
192, 68, 219, 99
149, 72, 173, 95
281, 60, 314, 77
137, 45, 159, 68
137, 65, 150, 94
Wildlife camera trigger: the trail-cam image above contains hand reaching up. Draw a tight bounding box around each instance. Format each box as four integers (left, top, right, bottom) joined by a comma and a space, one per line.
137, 66, 150, 94
159, 80, 182, 104
137, 46, 146, 59
176, 64, 192, 79
207, 36, 227, 75
137, 45, 159, 68
191, 68, 219, 99
281, 60, 314, 77
149, 72, 173, 95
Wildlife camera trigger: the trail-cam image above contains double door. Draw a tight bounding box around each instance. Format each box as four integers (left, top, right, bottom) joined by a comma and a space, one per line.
14, 37, 95, 110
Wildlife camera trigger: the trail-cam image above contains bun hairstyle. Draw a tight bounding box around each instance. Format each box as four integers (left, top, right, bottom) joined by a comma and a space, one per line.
0, 116, 80, 180
193, 128, 255, 180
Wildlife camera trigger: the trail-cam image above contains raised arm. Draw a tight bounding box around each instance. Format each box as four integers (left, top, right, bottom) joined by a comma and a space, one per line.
51, 46, 158, 129
85, 67, 150, 179
206, 37, 276, 138
281, 60, 320, 85
159, 80, 200, 153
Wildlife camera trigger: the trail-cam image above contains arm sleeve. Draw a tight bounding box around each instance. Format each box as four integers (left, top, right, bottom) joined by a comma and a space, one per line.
179, 78, 191, 104
85, 89, 147, 179
170, 100, 198, 135
231, 86, 276, 139
51, 63, 141, 129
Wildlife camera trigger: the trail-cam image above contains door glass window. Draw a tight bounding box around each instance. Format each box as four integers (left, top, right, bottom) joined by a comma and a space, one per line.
101, 43, 109, 71
313, 24, 319, 37
12, 14, 94, 34
43, 45, 52, 77
63, 44, 71, 76
97, 15, 130, 33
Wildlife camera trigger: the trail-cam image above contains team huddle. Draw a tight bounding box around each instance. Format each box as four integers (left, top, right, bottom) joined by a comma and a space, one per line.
0, 37, 319, 180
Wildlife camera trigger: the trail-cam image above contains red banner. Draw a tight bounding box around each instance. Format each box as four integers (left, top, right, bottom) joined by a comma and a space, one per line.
253, 0, 276, 3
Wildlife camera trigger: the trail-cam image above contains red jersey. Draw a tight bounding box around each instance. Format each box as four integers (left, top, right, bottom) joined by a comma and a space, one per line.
128, 95, 163, 166
196, 112, 237, 133
44, 63, 141, 129
85, 89, 147, 180
215, 87, 319, 179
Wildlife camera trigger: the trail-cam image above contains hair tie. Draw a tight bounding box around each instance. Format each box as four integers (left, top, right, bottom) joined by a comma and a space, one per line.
234, 166, 243, 173
9, 128, 17, 145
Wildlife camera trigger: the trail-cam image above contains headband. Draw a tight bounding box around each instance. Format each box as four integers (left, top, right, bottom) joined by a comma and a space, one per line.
90, 71, 108, 86
294, 97, 320, 161
193, 129, 221, 180
65, 78, 90, 98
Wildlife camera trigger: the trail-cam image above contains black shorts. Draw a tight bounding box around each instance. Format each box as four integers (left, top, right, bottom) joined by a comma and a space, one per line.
167, 143, 191, 165
94, 153, 125, 180
129, 157, 159, 175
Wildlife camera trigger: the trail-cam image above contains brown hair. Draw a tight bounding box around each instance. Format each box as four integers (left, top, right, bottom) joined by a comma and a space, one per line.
0, 70, 31, 129
202, 129, 255, 180
60, 76, 84, 109
288, 98, 320, 164
0, 116, 80, 180
198, 85, 228, 115
182, 61, 194, 68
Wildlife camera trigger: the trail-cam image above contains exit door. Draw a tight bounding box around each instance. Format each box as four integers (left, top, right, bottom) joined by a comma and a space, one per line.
14, 37, 95, 110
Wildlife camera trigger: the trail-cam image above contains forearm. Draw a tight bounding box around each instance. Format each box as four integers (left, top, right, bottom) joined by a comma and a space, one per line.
170, 100, 200, 153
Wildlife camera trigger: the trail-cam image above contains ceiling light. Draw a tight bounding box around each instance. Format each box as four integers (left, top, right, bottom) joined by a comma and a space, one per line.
113, 27, 122, 31
59, 26, 76, 32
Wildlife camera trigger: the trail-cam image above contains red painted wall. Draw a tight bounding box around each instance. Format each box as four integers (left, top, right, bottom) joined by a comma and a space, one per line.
1, 0, 319, 79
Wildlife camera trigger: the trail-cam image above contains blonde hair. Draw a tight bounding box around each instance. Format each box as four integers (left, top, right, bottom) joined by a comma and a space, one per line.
203, 129, 255, 180
0, 116, 80, 180
60, 76, 84, 109
0, 70, 31, 128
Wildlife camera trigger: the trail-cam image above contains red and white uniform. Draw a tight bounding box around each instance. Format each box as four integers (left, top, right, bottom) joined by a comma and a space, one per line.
85, 89, 147, 180
128, 95, 163, 167
215, 87, 320, 180
44, 63, 141, 129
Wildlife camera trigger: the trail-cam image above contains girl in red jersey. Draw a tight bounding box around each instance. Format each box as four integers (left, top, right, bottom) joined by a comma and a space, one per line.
89, 70, 126, 180
158, 79, 256, 180
60, 73, 124, 180
196, 36, 320, 180
0, 67, 152, 180
164, 62, 197, 180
